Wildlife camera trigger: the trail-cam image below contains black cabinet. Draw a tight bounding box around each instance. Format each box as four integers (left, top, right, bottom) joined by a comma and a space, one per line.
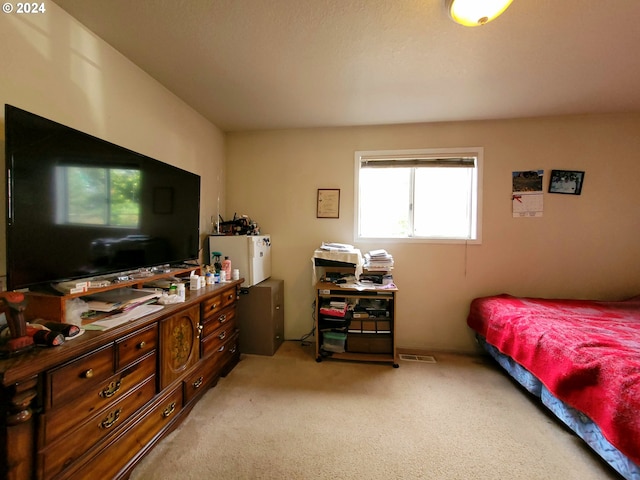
237, 278, 284, 355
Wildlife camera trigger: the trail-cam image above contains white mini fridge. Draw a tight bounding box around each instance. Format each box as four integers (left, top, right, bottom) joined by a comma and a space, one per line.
209, 235, 271, 287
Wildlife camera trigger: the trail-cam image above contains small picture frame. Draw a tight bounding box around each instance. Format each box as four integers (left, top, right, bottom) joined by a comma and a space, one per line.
317, 189, 340, 218
548, 170, 585, 195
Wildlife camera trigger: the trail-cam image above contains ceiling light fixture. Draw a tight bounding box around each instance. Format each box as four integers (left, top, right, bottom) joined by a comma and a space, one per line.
446, 0, 514, 27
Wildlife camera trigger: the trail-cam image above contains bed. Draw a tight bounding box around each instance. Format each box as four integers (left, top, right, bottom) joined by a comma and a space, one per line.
467, 294, 640, 480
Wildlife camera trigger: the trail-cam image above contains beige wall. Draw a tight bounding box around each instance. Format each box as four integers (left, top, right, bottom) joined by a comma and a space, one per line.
227, 115, 640, 352
0, 3, 225, 280
2, 4, 639, 354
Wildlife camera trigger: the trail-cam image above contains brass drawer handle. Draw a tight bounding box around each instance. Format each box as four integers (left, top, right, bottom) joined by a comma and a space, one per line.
230, 346, 237, 354
100, 380, 122, 398
209, 303, 218, 310
137, 341, 146, 349
217, 345, 225, 353
83, 369, 94, 379
100, 408, 122, 429
192, 376, 204, 389
218, 314, 227, 324
162, 402, 176, 418
218, 331, 226, 341
226, 293, 234, 301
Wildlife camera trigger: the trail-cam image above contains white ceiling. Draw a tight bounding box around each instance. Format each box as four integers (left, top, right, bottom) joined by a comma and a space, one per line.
54, 0, 640, 133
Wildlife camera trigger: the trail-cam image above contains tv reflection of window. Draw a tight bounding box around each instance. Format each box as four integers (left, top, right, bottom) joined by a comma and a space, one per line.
55, 166, 141, 227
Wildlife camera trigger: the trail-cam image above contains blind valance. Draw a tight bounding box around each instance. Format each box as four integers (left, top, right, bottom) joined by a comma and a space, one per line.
360, 156, 475, 168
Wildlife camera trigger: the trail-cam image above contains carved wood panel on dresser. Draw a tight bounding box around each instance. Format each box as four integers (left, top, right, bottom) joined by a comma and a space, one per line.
0, 278, 242, 480
159, 304, 200, 389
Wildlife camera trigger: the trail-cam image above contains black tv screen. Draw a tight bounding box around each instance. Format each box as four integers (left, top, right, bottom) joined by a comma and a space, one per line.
5, 104, 201, 291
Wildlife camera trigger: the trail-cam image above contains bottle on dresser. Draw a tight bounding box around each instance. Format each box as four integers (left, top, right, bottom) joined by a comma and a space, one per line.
222, 256, 232, 282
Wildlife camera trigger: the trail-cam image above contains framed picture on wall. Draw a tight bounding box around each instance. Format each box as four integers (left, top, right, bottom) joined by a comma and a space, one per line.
548, 170, 585, 195
317, 189, 340, 218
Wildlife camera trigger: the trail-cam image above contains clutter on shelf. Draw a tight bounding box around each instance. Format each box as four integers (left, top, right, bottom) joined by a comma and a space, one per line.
312, 244, 396, 289
319, 299, 348, 317
363, 249, 394, 271
319, 242, 356, 252
312, 242, 364, 284
361, 249, 395, 287
312, 244, 398, 365
214, 213, 260, 235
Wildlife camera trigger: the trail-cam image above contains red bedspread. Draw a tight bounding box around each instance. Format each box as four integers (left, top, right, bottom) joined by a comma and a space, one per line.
467, 294, 640, 465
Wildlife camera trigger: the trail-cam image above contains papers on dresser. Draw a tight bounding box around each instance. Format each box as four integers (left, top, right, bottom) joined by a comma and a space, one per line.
84, 288, 161, 312
84, 304, 164, 330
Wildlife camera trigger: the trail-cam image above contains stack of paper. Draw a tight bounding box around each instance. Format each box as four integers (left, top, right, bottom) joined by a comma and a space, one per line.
320, 242, 356, 252
363, 249, 394, 271
85, 288, 161, 313
85, 304, 164, 330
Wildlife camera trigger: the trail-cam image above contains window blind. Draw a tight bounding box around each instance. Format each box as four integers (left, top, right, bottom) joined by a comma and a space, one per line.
360, 156, 476, 168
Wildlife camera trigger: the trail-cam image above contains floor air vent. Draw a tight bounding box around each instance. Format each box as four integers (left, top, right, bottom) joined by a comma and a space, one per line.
399, 354, 437, 363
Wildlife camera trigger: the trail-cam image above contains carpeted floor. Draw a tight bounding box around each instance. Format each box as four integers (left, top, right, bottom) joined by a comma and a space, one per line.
130, 341, 621, 480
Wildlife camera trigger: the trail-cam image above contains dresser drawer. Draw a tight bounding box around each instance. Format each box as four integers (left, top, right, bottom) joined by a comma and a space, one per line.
48, 344, 115, 409
41, 376, 156, 480
43, 352, 156, 445
201, 304, 235, 338
66, 385, 183, 480
218, 333, 240, 377
200, 286, 237, 321
116, 324, 157, 369
205, 331, 239, 375
201, 320, 237, 358
220, 287, 236, 308
183, 357, 218, 405
201, 293, 223, 320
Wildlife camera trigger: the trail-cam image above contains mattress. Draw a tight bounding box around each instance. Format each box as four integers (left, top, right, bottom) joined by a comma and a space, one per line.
468, 294, 640, 479
479, 337, 639, 480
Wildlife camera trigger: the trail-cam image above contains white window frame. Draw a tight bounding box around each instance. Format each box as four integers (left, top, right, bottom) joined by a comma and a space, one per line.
354, 147, 483, 244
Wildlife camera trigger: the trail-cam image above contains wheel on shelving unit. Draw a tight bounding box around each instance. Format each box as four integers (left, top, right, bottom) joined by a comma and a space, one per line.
316, 356, 322, 363
393, 363, 399, 368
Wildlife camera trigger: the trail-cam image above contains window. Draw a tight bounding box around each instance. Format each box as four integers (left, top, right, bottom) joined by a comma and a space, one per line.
355, 148, 482, 243
55, 166, 141, 227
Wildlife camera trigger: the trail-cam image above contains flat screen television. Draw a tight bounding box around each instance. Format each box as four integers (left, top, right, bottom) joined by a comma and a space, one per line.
4, 104, 201, 291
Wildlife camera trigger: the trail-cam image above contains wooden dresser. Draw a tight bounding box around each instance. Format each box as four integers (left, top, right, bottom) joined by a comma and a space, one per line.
0, 279, 242, 480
